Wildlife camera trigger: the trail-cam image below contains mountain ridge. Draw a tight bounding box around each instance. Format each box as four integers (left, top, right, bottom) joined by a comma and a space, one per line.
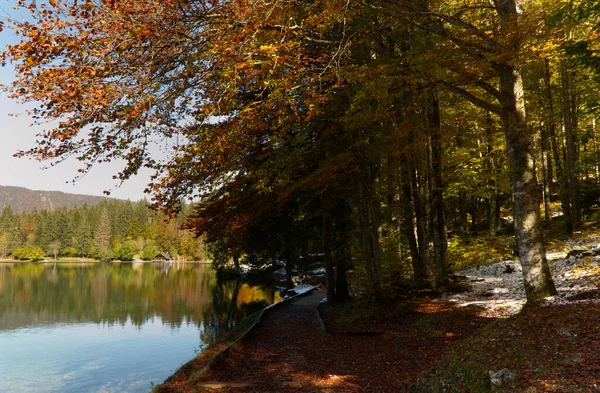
0, 185, 116, 213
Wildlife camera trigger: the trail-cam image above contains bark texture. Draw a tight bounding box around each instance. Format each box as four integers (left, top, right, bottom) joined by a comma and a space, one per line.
561, 61, 580, 231
427, 93, 449, 286
495, 0, 557, 302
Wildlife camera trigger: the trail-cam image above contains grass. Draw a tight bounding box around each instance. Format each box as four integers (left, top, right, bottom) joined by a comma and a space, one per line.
0, 257, 102, 263
447, 215, 600, 273
448, 235, 515, 271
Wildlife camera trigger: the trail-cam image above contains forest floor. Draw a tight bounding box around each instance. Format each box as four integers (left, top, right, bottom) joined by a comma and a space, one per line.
155, 236, 600, 393
155, 289, 494, 393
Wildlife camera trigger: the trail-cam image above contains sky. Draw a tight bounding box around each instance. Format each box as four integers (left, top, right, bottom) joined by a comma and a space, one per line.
0, 2, 154, 201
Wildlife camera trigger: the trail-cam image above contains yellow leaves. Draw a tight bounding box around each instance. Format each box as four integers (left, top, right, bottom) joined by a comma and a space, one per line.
48, 0, 57, 7
258, 44, 277, 56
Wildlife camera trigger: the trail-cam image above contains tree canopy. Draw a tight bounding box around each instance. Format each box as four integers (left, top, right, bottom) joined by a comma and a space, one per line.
6, 0, 600, 302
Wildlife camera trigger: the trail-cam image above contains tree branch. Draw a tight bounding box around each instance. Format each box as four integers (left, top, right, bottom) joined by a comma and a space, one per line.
440, 82, 502, 115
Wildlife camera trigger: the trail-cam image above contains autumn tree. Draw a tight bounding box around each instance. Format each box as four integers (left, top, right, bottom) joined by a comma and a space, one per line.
9, 0, 597, 303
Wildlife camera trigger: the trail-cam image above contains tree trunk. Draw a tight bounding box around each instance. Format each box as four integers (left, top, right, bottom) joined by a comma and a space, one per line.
427, 93, 449, 286
386, 154, 400, 227
543, 59, 571, 228
353, 167, 382, 300
540, 121, 552, 221
561, 61, 580, 230
323, 214, 335, 303
411, 162, 433, 285
594, 118, 599, 184
498, 72, 557, 301
401, 160, 427, 284
458, 190, 469, 234
498, 66, 557, 301
226, 279, 242, 329
495, 0, 557, 302
485, 111, 501, 235
333, 200, 350, 302
537, 79, 552, 221
470, 197, 478, 234
232, 253, 241, 274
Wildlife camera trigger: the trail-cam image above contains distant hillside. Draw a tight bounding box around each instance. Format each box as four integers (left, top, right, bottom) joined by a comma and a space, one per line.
0, 185, 112, 213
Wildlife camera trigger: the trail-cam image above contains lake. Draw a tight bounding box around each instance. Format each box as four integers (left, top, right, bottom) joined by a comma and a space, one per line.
0, 262, 280, 393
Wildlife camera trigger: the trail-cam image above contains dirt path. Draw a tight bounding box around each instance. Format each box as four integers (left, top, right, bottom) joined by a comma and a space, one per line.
157, 289, 492, 393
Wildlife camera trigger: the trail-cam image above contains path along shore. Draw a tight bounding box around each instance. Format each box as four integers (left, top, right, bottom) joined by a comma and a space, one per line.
156, 251, 600, 393
155, 288, 448, 393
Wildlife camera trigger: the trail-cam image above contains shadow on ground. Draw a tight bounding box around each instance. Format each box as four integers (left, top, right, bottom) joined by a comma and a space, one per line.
155, 290, 497, 393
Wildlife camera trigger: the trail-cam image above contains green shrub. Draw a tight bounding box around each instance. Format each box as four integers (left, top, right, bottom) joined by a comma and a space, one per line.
12, 246, 45, 261
114, 241, 136, 261
142, 245, 159, 261
61, 247, 78, 257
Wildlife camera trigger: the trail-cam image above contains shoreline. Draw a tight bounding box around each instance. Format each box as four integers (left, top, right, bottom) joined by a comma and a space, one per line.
154, 285, 318, 392
0, 259, 212, 264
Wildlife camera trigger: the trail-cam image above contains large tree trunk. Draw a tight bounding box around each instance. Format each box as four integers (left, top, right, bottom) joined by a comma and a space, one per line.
495, 0, 557, 302
426, 93, 449, 286
353, 168, 382, 300
561, 61, 580, 230
498, 66, 557, 301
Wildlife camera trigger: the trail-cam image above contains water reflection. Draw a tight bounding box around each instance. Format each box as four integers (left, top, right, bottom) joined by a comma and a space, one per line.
0, 262, 280, 393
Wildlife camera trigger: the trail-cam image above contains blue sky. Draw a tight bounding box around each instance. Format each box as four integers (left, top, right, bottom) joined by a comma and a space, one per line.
0, 2, 153, 201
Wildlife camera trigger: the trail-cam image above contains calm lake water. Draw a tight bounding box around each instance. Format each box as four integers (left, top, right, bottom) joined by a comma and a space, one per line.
0, 262, 280, 393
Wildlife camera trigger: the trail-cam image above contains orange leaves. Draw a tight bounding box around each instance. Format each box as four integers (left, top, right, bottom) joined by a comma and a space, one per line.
2, 0, 351, 217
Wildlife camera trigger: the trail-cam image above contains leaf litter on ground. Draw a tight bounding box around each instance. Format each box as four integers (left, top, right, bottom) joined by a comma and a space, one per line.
156, 241, 600, 392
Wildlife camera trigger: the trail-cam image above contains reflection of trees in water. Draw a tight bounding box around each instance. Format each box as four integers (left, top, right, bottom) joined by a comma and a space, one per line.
0, 263, 278, 333
200, 277, 281, 345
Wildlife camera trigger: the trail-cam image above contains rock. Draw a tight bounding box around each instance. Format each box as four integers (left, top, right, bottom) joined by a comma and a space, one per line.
272, 268, 287, 278
489, 368, 517, 392
558, 328, 572, 337
566, 249, 586, 258
572, 353, 584, 363
580, 250, 595, 258
504, 264, 515, 274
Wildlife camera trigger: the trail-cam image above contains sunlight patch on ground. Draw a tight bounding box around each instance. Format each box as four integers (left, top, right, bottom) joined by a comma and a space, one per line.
310, 373, 356, 388
438, 242, 600, 318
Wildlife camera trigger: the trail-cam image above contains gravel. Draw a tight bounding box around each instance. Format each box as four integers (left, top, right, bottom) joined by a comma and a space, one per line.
438, 246, 600, 318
